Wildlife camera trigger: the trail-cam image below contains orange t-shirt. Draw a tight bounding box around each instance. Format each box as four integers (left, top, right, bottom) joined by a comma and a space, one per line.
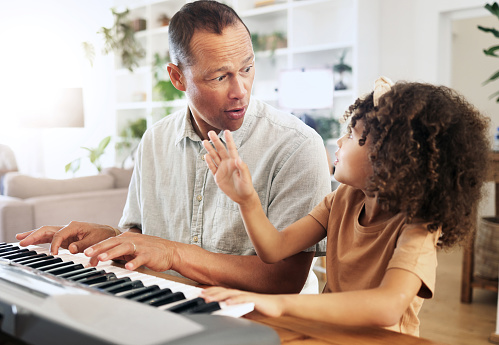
309, 184, 440, 336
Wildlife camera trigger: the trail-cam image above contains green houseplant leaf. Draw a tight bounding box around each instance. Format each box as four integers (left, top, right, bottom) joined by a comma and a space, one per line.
483, 69, 499, 85
66, 136, 112, 174
480, 2, 499, 101
99, 9, 145, 72
485, 2, 499, 19
483, 45, 499, 57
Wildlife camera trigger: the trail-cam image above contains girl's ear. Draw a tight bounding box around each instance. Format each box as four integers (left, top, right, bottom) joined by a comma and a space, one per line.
167, 63, 186, 92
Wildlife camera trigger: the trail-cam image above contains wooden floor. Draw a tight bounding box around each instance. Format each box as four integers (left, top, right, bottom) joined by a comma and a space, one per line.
419, 247, 497, 345
317, 247, 498, 345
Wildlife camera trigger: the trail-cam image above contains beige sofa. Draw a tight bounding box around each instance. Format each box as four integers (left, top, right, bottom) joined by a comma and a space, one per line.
0, 167, 132, 243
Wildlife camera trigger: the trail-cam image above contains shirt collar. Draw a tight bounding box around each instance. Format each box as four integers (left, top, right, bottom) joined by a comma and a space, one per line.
175, 99, 256, 149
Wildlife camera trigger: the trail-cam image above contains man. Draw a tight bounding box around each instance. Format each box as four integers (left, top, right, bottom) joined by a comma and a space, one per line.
17, 1, 331, 294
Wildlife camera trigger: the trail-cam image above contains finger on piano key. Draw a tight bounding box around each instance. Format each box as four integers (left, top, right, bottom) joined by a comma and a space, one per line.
212, 301, 256, 318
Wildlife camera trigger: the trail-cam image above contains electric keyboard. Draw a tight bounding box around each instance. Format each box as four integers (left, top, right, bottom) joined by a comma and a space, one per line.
0, 242, 280, 345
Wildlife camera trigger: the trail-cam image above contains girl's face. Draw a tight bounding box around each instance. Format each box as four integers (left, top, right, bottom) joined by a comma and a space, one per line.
333, 120, 373, 190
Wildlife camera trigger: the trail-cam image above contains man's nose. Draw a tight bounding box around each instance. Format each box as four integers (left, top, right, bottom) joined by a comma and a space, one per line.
229, 76, 247, 99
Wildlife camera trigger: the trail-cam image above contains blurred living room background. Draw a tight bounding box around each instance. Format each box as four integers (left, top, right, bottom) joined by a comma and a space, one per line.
0, 0, 497, 185
0, 1, 498, 344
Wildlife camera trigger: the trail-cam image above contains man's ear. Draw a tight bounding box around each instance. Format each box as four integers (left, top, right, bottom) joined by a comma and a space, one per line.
167, 63, 186, 92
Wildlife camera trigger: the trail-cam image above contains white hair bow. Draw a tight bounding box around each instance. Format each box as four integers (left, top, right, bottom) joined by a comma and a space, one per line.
373, 76, 394, 106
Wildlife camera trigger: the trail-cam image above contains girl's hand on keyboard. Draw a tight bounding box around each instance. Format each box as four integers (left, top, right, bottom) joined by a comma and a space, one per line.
201, 286, 285, 318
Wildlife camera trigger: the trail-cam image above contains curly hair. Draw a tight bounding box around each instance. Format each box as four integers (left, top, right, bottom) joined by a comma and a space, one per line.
343, 82, 490, 248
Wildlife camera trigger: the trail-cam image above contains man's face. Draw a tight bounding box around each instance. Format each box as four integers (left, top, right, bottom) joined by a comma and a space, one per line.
180, 23, 255, 140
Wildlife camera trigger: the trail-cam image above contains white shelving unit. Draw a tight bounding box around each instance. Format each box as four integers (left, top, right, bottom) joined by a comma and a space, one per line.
111, 0, 358, 139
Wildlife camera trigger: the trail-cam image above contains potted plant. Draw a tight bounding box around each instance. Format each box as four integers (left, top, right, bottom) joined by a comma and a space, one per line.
83, 8, 145, 72
333, 50, 352, 91
116, 118, 147, 168
65, 136, 112, 175
478, 2, 499, 102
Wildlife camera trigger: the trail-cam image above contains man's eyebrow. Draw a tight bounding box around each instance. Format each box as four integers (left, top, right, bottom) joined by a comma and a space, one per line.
206, 55, 255, 75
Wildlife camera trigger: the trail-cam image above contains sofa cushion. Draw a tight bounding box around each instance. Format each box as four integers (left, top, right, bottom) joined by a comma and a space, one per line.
0, 195, 34, 242
3, 173, 114, 199
27, 188, 128, 229
101, 167, 133, 189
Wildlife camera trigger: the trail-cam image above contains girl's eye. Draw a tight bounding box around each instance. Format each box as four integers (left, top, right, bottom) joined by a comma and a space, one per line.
347, 133, 353, 139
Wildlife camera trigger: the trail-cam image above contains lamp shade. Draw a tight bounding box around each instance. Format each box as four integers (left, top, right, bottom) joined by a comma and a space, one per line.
278, 69, 334, 110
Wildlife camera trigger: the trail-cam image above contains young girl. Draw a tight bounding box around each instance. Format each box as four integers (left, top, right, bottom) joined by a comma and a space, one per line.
200, 77, 490, 336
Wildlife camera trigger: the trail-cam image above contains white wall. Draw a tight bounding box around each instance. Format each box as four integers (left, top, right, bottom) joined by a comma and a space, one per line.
375, 0, 485, 83
0, 0, 114, 178
370, 0, 496, 216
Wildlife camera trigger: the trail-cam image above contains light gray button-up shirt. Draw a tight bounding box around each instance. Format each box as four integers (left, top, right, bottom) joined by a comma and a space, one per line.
119, 98, 331, 290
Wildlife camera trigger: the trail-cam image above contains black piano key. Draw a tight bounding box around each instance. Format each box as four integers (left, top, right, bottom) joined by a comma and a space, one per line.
10, 250, 41, 260
120, 285, 160, 299
184, 301, 221, 314
146, 291, 186, 307
77, 272, 117, 285
166, 297, 206, 314
69, 270, 107, 281
14, 254, 51, 265
105, 280, 144, 294
89, 277, 131, 290
0, 247, 21, 256
0, 243, 12, 249
38, 261, 74, 272
0, 249, 28, 259
58, 267, 97, 279
131, 288, 172, 302
26, 257, 63, 269
2, 249, 35, 260
45, 263, 84, 276
69, 269, 106, 281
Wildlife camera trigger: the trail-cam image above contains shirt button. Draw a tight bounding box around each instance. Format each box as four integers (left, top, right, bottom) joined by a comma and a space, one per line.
197, 195, 203, 202
193, 236, 199, 243
201, 155, 205, 161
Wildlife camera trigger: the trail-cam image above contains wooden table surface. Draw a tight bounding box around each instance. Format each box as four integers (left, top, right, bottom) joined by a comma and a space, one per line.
250, 313, 448, 344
